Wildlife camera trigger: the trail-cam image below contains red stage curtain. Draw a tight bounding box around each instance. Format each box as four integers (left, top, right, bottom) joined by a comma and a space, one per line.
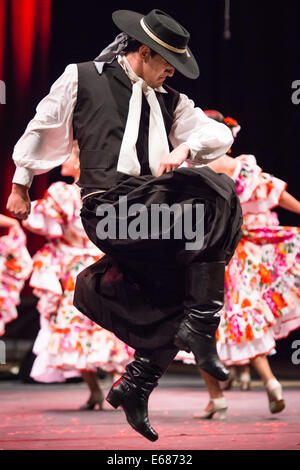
0, 0, 5, 80
1, 0, 52, 263
1, 0, 53, 208
11, 0, 52, 97
11, 0, 36, 94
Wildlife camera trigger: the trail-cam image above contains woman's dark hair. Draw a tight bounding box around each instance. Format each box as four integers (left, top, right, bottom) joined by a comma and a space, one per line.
204, 109, 239, 130
204, 109, 225, 123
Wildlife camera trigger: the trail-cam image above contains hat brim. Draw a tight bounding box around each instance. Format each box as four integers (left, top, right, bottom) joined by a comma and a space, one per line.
112, 10, 199, 79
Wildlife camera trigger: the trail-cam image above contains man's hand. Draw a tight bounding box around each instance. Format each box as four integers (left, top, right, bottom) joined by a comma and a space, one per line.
6, 183, 31, 220
156, 143, 190, 177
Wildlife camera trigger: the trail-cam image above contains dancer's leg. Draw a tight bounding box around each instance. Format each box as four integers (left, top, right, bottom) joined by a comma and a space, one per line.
174, 261, 229, 381
221, 366, 238, 391
106, 346, 178, 441
200, 369, 224, 400
250, 354, 275, 384
250, 354, 285, 413
194, 369, 227, 419
238, 364, 251, 391
80, 370, 104, 410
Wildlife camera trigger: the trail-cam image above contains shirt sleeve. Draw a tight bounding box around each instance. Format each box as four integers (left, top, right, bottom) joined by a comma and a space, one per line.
12, 64, 78, 187
169, 93, 234, 164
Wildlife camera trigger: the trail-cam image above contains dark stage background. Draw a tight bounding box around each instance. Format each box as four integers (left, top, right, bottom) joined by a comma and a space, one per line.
2, 0, 300, 224
1, 0, 300, 235
0, 1, 300, 374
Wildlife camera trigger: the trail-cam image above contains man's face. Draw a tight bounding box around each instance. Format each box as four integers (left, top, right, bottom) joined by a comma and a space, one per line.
142, 50, 175, 88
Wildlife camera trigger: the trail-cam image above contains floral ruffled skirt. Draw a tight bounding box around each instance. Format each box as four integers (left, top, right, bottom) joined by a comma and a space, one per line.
176, 224, 300, 365
30, 241, 134, 382
218, 224, 300, 364
0, 226, 32, 336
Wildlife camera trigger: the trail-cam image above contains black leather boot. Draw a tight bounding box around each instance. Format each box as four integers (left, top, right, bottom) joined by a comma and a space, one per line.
174, 261, 229, 381
106, 355, 163, 442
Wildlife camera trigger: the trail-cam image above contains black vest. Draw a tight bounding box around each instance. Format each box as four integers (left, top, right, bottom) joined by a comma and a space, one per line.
73, 60, 180, 190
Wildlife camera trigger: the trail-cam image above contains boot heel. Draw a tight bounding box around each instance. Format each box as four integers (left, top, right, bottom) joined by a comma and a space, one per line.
106, 389, 122, 409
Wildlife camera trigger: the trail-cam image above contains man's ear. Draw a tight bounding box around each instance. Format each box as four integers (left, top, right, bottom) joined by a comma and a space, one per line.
139, 45, 151, 61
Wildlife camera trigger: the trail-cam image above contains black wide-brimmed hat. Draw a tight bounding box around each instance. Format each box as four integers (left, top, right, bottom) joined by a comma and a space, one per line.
112, 9, 199, 79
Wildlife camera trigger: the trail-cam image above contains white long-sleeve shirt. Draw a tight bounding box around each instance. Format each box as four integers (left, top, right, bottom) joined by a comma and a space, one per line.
12, 63, 233, 188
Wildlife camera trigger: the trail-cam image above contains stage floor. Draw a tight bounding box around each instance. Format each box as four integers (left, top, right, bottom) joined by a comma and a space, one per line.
0, 375, 300, 451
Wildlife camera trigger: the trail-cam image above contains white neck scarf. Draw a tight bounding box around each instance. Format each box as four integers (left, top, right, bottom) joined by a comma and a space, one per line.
116, 55, 170, 177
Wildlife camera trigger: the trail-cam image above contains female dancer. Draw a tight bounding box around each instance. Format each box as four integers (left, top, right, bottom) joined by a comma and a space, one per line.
178, 111, 300, 418
0, 214, 32, 336
23, 141, 134, 409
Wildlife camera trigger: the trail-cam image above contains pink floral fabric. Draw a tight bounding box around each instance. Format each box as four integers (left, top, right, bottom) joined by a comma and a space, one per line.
177, 154, 300, 365
0, 225, 33, 336
28, 182, 134, 382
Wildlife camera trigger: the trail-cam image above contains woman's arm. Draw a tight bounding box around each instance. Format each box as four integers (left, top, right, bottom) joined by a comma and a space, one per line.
206, 155, 238, 179
22, 218, 41, 234
278, 191, 300, 214
0, 214, 20, 228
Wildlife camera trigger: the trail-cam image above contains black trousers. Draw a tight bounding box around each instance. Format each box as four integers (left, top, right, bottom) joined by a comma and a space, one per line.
74, 167, 243, 355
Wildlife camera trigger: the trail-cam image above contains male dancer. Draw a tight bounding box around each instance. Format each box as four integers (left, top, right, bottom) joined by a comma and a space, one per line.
7, 9, 243, 440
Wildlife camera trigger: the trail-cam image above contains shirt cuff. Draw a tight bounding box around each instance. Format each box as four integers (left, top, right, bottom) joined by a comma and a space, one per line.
183, 140, 202, 162
12, 167, 35, 188
178, 141, 194, 160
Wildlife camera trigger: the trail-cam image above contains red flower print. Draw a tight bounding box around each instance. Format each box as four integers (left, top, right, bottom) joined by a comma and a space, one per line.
245, 324, 254, 341
241, 298, 252, 308
258, 264, 273, 284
